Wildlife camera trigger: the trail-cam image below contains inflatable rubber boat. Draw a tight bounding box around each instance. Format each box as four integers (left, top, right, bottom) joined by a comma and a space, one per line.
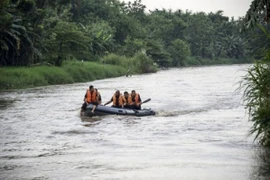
82, 103, 155, 117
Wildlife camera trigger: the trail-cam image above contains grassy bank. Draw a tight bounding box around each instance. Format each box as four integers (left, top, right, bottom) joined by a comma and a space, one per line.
0, 55, 252, 90
0, 52, 159, 90
0, 61, 126, 90
184, 56, 253, 66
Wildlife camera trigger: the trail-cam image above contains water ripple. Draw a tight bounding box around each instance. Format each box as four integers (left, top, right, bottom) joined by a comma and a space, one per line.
0, 64, 262, 180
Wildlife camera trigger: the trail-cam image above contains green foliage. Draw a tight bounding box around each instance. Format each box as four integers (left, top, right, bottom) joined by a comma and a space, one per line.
0, 0, 9, 9
1, 0, 254, 67
17, 0, 35, 13
249, 24, 270, 59
241, 0, 270, 30
42, 21, 90, 66
0, 61, 127, 90
132, 52, 157, 73
62, 61, 126, 81
0, 0, 41, 66
82, 22, 115, 57
217, 35, 246, 58
183, 56, 248, 66
0, 65, 74, 89
101, 52, 157, 74
241, 1, 270, 146
32, 66, 73, 84
242, 61, 270, 146
145, 39, 171, 67
147, 9, 187, 46
183, 56, 203, 66
0, 67, 47, 89
120, 37, 146, 57
167, 39, 191, 66
184, 12, 214, 58
101, 53, 130, 68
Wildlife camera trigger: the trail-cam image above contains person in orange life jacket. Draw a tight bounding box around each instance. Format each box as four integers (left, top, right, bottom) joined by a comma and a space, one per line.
95, 88, 102, 105
81, 85, 98, 113
130, 90, 142, 110
123, 91, 133, 109
104, 90, 125, 108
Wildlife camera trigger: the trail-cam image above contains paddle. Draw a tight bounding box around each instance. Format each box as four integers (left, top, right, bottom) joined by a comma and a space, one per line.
140, 98, 151, 105
131, 98, 151, 113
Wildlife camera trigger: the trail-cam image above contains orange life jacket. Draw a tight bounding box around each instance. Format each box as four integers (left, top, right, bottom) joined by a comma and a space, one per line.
132, 93, 141, 106
86, 89, 97, 103
112, 93, 124, 106
123, 95, 132, 105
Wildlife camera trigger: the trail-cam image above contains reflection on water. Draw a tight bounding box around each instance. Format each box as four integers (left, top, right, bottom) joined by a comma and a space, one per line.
251, 147, 270, 180
156, 108, 209, 117
80, 116, 103, 127
0, 99, 16, 110
1, 64, 269, 180
81, 115, 104, 122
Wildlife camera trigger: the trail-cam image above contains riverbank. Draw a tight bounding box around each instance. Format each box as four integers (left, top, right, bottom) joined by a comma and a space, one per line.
0, 57, 252, 91
0, 61, 127, 90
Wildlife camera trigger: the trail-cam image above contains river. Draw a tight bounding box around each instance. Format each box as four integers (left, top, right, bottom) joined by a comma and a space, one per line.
0, 64, 270, 180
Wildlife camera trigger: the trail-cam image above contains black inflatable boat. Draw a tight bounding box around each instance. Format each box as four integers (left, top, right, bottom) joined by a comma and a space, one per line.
82, 104, 156, 117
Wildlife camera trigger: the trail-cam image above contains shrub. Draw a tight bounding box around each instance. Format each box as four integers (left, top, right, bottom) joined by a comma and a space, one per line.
132, 52, 158, 73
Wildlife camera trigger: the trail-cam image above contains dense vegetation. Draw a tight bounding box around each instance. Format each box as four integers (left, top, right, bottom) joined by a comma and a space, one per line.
0, 61, 127, 89
240, 0, 270, 147
1, 0, 254, 70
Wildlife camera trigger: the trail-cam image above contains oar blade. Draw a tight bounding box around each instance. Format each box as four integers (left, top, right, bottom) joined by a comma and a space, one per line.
141, 98, 151, 104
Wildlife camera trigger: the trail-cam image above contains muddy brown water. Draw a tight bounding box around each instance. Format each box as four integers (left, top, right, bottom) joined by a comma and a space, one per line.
1, 64, 270, 180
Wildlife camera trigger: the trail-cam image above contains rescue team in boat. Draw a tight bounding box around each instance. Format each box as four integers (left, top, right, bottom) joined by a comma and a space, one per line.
80, 85, 142, 114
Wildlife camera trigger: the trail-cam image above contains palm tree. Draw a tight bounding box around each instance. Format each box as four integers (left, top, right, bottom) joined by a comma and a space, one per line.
241, 0, 270, 30
0, 0, 40, 66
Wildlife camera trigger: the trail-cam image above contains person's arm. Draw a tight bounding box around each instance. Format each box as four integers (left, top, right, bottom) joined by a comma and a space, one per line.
122, 97, 127, 106
137, 94, 142, 106
138, 94, 141, 103
99, 95, 102, 104
104, 98, 113, 106
121, 96, 125, 108
84, 93, 87, 102
95, 93, 100, 103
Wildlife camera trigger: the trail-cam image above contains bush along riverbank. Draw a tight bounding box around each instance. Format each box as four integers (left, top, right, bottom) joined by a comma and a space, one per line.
0, 62, 128, 90
0, 53, 251, 91
0, 53, 158, 90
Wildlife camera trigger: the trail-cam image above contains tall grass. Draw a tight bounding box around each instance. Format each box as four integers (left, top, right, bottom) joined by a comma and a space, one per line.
240, 24, 270, 147
0, 53, 157, 90
0, 67, 48, 89
0, 61, 126, 90
101, 54, 130, 68
241, 61, 270, 146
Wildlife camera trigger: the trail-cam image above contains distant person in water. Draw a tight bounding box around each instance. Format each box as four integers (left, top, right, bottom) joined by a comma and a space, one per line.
130, 90, 142, 110
81, 85, 98, 114
104, 90, 125, 108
